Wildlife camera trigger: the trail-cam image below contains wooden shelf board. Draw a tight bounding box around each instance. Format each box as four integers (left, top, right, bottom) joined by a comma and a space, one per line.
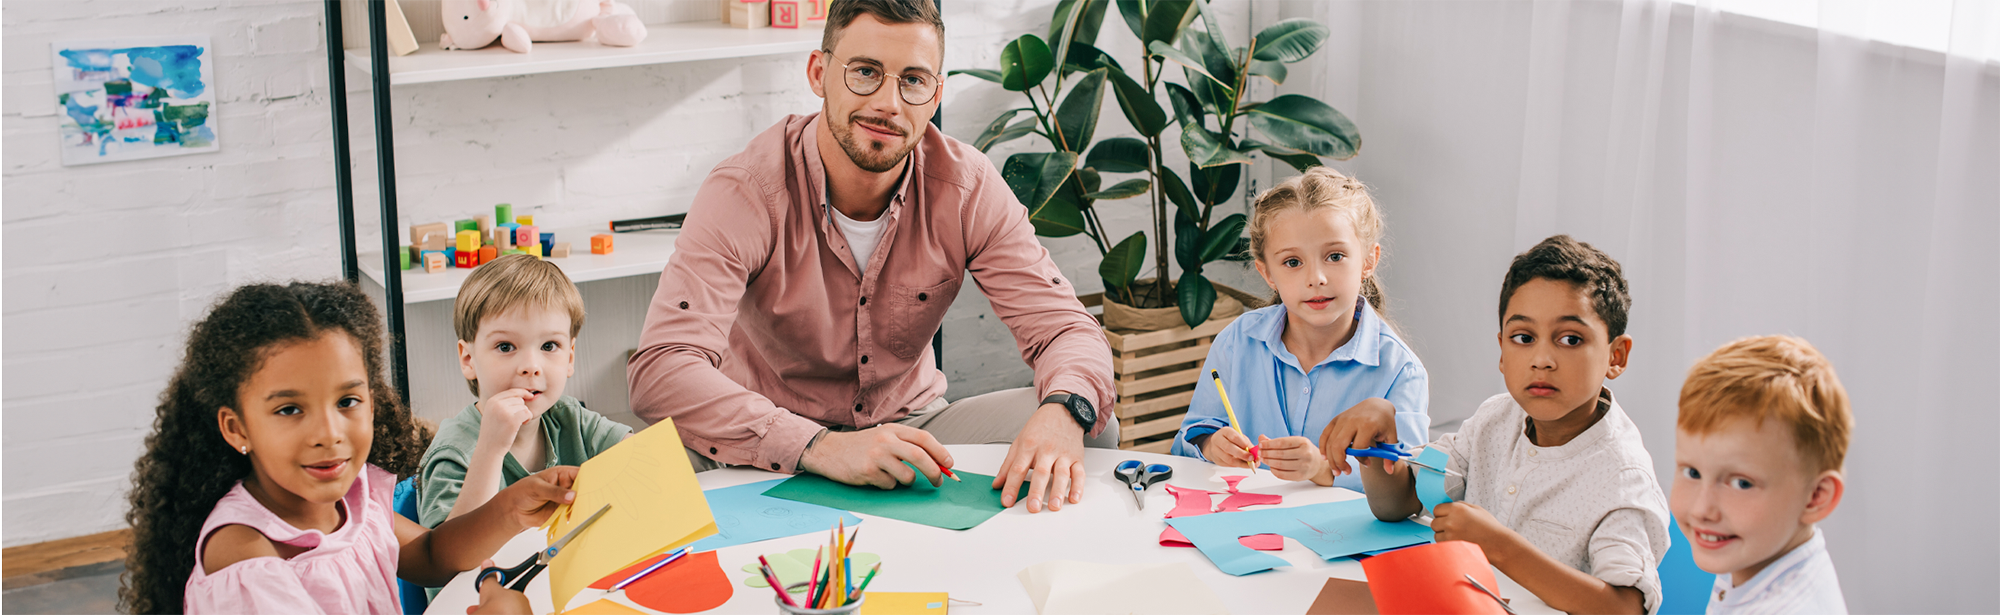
345, 21, 825, 85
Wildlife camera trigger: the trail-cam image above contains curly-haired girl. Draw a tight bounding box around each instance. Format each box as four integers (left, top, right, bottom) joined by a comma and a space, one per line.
120, 280, 576, 614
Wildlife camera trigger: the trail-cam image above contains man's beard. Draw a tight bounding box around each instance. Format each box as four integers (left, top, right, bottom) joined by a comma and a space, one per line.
832, 113, 919, 173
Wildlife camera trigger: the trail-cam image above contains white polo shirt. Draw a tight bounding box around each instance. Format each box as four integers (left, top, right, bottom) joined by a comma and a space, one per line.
1709, 527, 1847, 614
1428, 389, 1672, 613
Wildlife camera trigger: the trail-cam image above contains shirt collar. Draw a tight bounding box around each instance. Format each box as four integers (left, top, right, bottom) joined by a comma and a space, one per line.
1249, 297, 1384, 369
1714, 527, 1827, 606
803, 113, 917, 217
1517, 387, 1623, 459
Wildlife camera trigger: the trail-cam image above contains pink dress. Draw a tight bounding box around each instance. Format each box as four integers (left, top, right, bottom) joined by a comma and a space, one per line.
184, 464, 403, 614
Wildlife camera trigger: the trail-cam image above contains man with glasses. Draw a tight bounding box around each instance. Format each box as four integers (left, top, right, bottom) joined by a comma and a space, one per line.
629, 0, 1116, 514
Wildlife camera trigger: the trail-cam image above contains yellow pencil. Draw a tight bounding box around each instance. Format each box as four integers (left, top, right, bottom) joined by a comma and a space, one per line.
1209, 369, 1259, 473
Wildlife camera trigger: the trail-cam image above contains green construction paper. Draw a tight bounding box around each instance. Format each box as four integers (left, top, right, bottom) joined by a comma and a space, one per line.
760, 467, 1020, 531
740, 548, 880, 593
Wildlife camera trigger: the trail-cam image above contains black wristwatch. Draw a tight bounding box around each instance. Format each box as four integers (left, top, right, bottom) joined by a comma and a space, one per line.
1042, 393, 1098, 432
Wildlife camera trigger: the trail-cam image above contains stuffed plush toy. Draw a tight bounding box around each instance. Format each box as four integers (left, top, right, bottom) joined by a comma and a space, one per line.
439, 0, 647, 53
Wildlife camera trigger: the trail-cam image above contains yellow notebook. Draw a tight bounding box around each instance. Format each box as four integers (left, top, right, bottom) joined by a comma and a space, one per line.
860, 592, 951, 614
546, 418, 717, 612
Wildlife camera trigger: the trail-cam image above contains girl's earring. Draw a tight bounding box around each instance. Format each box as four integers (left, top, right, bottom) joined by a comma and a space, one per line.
240, 445, 249, 455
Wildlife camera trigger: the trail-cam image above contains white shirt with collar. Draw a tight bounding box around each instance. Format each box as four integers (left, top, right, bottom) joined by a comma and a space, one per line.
1709, 527, 1847, 615
1428, 389, 1672, 613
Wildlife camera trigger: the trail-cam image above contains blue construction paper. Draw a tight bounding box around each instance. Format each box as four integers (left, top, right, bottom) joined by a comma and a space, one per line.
684, 479, 861, 552
1414, 447, 1453, 515
1165, 499, 1434, 576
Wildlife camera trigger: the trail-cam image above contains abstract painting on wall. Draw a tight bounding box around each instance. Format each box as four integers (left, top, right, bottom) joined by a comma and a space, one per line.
51, 37, 218, 166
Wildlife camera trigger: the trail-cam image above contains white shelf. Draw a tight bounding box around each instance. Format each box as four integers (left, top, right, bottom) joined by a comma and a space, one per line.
345, 21, 825, 85
358, 226, 680, 304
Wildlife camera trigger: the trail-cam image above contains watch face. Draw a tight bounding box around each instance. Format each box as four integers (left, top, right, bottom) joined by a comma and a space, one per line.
1068, 396, 1095, 425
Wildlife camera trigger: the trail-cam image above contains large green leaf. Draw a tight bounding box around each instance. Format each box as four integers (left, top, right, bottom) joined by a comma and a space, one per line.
1181, 122, 1253, 168
1053, 68, 1108, 152
973, 108, 1030, 151
1251, 19, 1329, 63
1116, 0, 1147, 41
1246, 94, 1362, 159
1003, 152, 1084, 237
1177, 269, 1216, 327
1062, 42, 1123, 74
1174, 211, 1202, 271
1184, 30, 1236, 96
1198, 213, 1246, 262
1106, 67, 1167, 137
1248, 59, 1286, 85
1031, 191, 1088, 237
1184, 64, 1231, 119
1000, 35, 1054, 92
1190, 162, 1240, 207
1085, 178, 1151, 200
980, 118, 1039, 152
1049, 0, 1110, 49
1100, 231, 1148, 289
1241, 138, 1323, 172
948, 68, 1004, 84
1165, 81, 1205, 127
1147, 41, 1227, 89
1192, 0, 1234, 76
1140, 0, 1197, 48
1048, 0, 1085, 84
1086, 137, 1150, 173
1159, 166, 1199, 224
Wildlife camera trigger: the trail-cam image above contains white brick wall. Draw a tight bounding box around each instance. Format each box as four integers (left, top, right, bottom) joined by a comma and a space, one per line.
1, 0, 1274, 546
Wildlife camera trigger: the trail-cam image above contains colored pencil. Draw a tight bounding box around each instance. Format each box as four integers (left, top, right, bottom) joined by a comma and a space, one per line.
844, 556, 854, 598
758, 559, 797, 607
611, 546, 689, 591
844, 563, 882, 606
941, 466, 963, 482
1209, 369, 1259, 473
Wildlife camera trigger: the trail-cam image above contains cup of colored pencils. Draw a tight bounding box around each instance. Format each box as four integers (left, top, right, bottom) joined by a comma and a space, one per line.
767, 520, 877, 614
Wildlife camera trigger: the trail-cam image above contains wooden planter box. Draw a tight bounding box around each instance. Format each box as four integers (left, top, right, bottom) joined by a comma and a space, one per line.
1078, 284, 1266, 454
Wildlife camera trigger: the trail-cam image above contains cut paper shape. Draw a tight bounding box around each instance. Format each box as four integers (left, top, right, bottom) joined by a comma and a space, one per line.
688, 479, 862, 552
1159, 481, 1284, 551
1018, 560, 1229, 615
1361, 541, 1507, 615
584, 549, 732, 613
740, 548, 881, 593
550, 418, 717, 613
1165, 499, 1434, 576
761, 468, 1012, 530
1306, 578, 1380, 615
1413, 447, 1453, 515
859, 592, 949, 614
564, 598, 649, 615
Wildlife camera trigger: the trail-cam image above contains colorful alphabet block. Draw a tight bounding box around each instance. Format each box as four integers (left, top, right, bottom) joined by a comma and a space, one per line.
457, 230, 481, 252
731, 0, 769, 28
515, 215, 534, 226
495, 203, 514, 227
771, 0, 801, 28
423, 251, 446, 273
454, 219, 477, 234
527, 243, 543, 258
480, 245, 498, 264
400, 246, 411, 270
456, 249, 475, 268
515, 225, 538, 247
591, 234, 614, 254
806, 0, 827, 20
444, 246, 457, 267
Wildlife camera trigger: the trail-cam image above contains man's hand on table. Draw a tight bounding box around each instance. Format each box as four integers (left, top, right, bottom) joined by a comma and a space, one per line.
993, 401, 1087, 513
800, 424, 955, 489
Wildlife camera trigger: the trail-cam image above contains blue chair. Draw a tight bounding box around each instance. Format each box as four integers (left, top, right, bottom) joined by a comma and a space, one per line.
1657, 515, 1718, 614
392, 477, 430, 615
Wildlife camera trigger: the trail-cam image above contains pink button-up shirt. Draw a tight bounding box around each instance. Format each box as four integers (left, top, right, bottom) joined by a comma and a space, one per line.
628, 113, 1113, 473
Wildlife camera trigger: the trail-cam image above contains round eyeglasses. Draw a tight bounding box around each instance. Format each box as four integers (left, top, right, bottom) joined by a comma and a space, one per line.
823, 51, 941, 106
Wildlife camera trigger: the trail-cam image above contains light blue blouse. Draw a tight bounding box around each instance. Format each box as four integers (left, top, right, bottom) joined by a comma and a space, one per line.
1171, 300, 1431, 491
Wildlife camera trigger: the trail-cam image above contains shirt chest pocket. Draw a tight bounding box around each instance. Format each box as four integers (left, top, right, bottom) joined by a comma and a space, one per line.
876, 276, 962, 360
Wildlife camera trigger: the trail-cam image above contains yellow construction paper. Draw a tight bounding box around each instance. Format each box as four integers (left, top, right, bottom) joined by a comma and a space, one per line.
563, 598, 648, 615
547, 418, 716, 613
860, 592, 950, 614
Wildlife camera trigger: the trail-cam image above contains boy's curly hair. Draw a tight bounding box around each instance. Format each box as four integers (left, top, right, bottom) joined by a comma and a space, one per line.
119, 281, 426, 614
1498, 235, 1632, 338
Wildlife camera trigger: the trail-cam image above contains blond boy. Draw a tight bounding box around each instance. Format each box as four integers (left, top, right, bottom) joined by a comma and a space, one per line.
417, 254, 630, 530
1673, 335, 1852, 613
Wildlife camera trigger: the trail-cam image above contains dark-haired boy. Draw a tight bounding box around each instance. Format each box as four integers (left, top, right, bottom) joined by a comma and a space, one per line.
1337, 235, 1671, 614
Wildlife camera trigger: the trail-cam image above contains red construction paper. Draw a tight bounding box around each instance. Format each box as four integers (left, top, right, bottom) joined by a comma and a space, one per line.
1157, 482, 1284, 551
585, 550, 732, 614
1360, 542, 1507, 615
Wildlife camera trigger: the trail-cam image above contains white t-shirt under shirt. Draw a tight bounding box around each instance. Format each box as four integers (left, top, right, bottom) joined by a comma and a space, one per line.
830, 202, 889, 271
1427, 389, 1672, 613
1709, 527, 1847, 614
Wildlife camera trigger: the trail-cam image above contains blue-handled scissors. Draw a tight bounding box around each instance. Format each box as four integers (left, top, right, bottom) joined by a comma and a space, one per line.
1345, 443, 1463, 478
476, 504, 612, 591
1114, 460, 1173, 510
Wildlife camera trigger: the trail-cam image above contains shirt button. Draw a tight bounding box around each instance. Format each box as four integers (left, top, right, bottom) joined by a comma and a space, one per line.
1528, 449, 1537, 457
709, 447, 718, 454
1507, 485, 1517, 495
855, 403, 863, 413
917, 293, 928, 301
771, 463, 781, 471
860, 355, 870, 364
859, 296, 867, 305
679, 301, 690, 309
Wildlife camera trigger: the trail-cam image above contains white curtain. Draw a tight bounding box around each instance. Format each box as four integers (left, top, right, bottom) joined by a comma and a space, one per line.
1277, 0, 2000, 611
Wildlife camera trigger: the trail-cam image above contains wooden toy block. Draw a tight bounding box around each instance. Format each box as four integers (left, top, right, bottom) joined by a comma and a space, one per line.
496, 223, 517, 250
400, 246, 411, 270
456, 250, 474, 268
806, 0, 827, 20
527, 243, 543, 258
480, 245, 498, 264
515, 225, 537, 247
731, 0, 769, 28
515, 215, 534, 226
411, 222, 452, 250
540, 240, 553, 257
475, 214, 494, 238
551, 242, 571, 258
539, 231, 554, 245
771, 0, 801, 28
423, 252, 446, 273
504, 248, 525, 255
494, 203, 514, 227
456, 229, 481, 252
444, 246, 458, 267
591, 234, 614, 254
455, 219, 477, 234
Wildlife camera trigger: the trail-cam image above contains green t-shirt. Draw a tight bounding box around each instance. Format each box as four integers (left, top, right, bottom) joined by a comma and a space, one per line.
416, 395, 631, 529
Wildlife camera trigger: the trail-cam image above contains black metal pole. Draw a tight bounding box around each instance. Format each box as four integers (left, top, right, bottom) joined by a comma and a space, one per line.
326, 0, 358, 283
366, 0, 410, 401
930, 0, 944, 371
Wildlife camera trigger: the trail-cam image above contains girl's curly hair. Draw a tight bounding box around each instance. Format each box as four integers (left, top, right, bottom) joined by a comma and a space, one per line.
119, 281, 426, 614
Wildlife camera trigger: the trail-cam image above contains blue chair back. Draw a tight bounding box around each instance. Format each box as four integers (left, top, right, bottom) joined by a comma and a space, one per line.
1658, 514, 1718, 614
392, 477, 429, 615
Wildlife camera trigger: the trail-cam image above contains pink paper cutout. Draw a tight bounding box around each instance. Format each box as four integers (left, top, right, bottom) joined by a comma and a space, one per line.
1159, 480, 1285, 551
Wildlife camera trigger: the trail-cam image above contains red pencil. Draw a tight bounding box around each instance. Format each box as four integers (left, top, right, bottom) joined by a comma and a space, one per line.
940, 466, 963, 482
757, 557, 797, 607
805, 546, 824, 607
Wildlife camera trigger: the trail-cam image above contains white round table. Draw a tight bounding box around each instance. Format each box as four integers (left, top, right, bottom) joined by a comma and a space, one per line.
427, 444, 1558, 614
